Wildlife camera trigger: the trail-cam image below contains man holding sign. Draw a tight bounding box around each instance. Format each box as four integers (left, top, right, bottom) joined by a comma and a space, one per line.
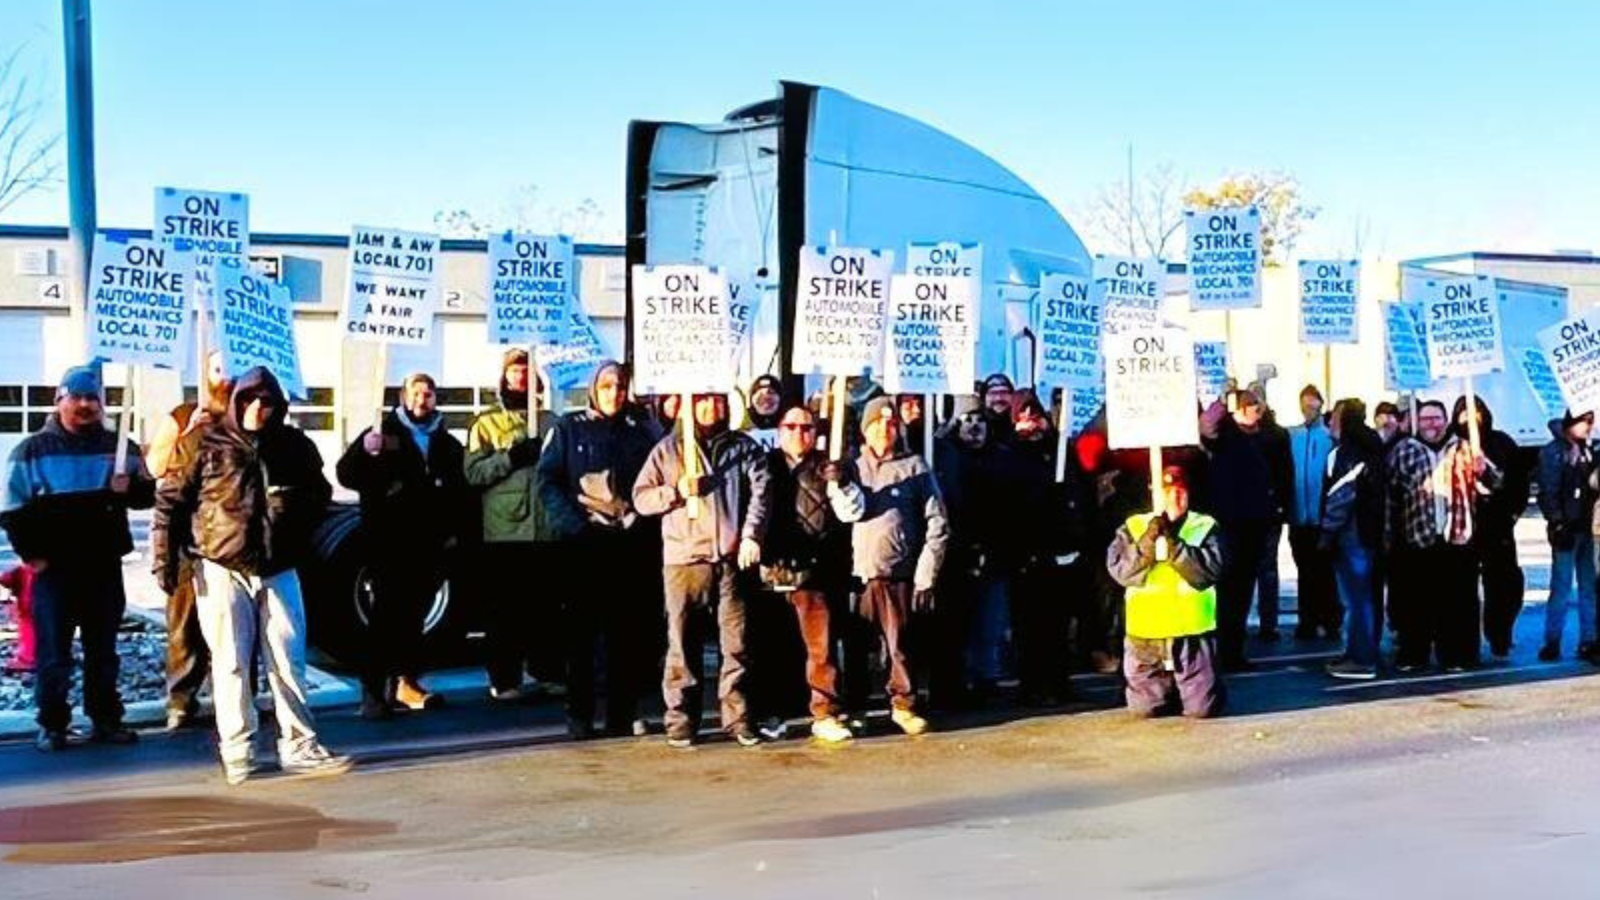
1106, 465, 1226, 718
3, 366, 154, 752
632, 393, 771, 748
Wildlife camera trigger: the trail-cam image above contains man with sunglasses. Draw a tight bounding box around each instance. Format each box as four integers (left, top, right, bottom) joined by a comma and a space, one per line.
750, 402, 855, 743
156, 366, 348, 784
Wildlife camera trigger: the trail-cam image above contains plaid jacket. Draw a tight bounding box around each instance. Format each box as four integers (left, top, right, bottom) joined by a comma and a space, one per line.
1385, 435, 1499, 550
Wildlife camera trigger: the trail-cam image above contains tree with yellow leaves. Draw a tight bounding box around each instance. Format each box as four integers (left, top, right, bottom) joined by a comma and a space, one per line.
1183, 172, 1317, 266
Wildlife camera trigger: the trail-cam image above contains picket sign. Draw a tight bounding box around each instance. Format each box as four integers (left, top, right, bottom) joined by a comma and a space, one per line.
1423, 275, 1503, 455
682, 392, 700, 519
830, 376, 848, 463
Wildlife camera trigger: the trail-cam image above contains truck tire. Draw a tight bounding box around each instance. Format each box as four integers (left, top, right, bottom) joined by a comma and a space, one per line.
300, 504, 471, 668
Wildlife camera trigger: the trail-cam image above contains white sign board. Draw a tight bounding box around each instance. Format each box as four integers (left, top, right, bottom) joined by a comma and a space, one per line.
1095, 255, 1165, 336
1298, 259, 1360, 344
537, 306, 613, 392
154, 188, 248, 326
883, 274, 979, 396
486, 232, 573, 347
86, 234, 191, 369
906, 241, 982, 281
1193, 340, 1231, 402
1517, 345, 1568, 420
631, 265, 735, 394
1537, 309, 1600, 417
342, 226, 441, 345
1424, 275, 1504, 379
1106, 328, 1201, 450
214, 265, 305, 400
1034, 272, 1104, 392
791, 246, 894, 376
1185, 207, 1262, 311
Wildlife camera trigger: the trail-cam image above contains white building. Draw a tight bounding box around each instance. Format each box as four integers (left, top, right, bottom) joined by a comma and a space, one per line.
0, 225, 626, 466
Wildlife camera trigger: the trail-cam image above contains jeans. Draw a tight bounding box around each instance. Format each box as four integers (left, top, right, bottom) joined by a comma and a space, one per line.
1544, 533, 1597, 649
194, 561, 321, 766
32, 558, 126, 732
1255, 522, 1283, 633
1331, 530, 1378, 667
965, 575, 1011, 684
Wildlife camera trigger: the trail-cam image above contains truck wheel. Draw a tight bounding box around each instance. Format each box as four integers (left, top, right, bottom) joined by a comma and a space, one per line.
301, 505, 469, 667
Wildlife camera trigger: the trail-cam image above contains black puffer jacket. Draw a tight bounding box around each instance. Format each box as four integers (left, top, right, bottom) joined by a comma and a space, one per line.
1010, 431, 1088, 568
155, 367, 331, 582
760, 448, 851, 589
336, 407, 469, 558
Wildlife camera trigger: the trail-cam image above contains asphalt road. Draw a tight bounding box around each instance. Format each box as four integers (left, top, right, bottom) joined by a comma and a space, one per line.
1, 611, 1597, 898
0, 517, 1594, 897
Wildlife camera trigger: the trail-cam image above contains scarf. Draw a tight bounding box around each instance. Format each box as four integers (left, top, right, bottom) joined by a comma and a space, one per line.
396, 406, 442, 465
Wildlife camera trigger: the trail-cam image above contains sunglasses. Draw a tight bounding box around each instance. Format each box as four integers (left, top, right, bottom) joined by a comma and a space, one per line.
780, 422, 816, 432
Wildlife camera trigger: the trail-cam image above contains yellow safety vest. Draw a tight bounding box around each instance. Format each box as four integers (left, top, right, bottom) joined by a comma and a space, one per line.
1123, 512, 1218, 640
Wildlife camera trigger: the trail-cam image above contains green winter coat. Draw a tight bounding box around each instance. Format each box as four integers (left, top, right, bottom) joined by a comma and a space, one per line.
464, 403, 552, 544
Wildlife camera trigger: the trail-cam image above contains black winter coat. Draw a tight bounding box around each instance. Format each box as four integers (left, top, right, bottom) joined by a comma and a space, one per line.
336, 410, 469, 560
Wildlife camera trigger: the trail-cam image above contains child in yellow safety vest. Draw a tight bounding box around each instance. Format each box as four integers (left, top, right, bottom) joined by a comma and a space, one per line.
1106, 465, 1227, 718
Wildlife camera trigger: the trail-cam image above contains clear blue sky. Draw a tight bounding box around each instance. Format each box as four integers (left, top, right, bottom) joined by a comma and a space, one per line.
3, 0, 1596, 259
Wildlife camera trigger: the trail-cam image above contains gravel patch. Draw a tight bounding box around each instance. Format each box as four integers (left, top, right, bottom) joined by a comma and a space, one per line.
0, 599, 170, 713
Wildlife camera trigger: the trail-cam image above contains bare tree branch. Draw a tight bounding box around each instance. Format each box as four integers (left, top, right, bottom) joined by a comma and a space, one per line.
0, 44, 63, 216
1071, 154, 1189, 259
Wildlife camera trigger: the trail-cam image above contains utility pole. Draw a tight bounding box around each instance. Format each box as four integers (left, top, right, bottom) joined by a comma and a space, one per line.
62, 0, 95, 354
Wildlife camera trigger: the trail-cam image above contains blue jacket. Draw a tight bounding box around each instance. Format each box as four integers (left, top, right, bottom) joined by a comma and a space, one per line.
2, 415, 154, 562
1286, 419, 1333, 527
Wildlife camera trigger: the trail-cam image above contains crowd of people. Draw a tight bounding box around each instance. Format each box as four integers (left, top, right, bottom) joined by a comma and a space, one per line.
4, 350, 1597, 784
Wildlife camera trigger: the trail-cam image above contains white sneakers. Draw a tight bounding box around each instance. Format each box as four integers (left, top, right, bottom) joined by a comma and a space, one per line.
279, 744, 354, 779
810, 717, 854, 744
891, 708, 930, 736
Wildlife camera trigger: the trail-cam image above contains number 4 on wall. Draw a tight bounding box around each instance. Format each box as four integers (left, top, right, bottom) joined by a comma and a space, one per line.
38, 280, 64, 305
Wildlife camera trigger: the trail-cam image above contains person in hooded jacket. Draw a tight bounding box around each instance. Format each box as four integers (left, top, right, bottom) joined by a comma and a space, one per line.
1453, 396, 1529, 659
1536, 410, 1596, 661
146, 350, 234, 730
5, 365, 154, 752
933, 395, 1022, 705
464, 348, 554, 701
337, 372, 467, 719
632, 392, 772, 747
1008, 389, 1089, 705
155, 367, 348, 784
1321, 399, 1387, 679
537, 361, 664, 738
